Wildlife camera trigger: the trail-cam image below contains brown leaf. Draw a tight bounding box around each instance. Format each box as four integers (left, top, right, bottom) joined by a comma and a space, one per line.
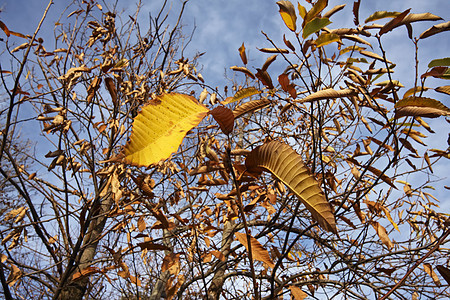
258, 47, 289, 54
255, 68, 274, 89
238, 42, 247, 65
72, 267, 99, 281
352, 0, 360, 26
395, 97, 450, 118
233, 99, 271, 119
245, 141, 337, 233
105, 77, 117, 105
209, 106, 234, 135
86, 76, 102, 103
379, 9, 410, 35
137, 242, 171, 251
435, 85, 450, 95
419, 21, 450, 39
297, 88, 356, 103
0, 20, 10, 37
289, 285, 308, 299
436, 265, 450, 285
229, 66, 255, 79
161, 253, 181, 275
424, 263, 441, 286
371, 221, 393, 249
261, 55, 277, 72
235, 232, 275, 268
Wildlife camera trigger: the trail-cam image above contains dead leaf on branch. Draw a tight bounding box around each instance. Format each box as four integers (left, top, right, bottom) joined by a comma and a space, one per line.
235, 232, 275, 268
297, 88, 356, 103
209, 106, 234, 135
245, 141, 337, 233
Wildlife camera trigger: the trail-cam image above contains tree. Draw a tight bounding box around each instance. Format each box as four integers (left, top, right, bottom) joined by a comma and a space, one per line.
1, 0, 450, 299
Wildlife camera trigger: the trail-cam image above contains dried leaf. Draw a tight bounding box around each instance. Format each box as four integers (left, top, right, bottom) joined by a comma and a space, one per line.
0, 21, 11, 36
315, 33, 340, 47
365, 11, 401, 23
436, 265, 450, 285
395, 97, 450, 118
359, 50, 392, 64
297, 88, 356, 103
424, 263, 441, 286
120, 93, 209, 166
379, 9, 410, 35
209, 106, 234, 135
137, 242, 171, 251
238, 43, 247, 65
289, 285, 308, 299
235, 232, 275, 268
223, 87, 261, 104
245, 141, 337, 233
233, 99, 271, 119
420, 21, 450, 39
323, 4, 346, 19
261, 55, 277, 71
371, 221, 393, 249
258, 47, 289, 54
435, 85, 450, 95
229, 66, 255, 79
255, 68, 274, 89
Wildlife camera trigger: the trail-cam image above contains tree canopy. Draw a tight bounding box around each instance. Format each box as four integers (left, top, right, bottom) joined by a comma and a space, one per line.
0, 0, 449, 299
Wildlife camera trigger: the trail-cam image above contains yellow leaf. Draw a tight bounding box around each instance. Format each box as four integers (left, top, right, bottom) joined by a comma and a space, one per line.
121, 93, 208, 166
233, 99, 271, 119
245, 141, 337, 233
395, 96, 450, 118
371, 221, 393, 249
235, 232, 275, 268
277, 1, 297, 31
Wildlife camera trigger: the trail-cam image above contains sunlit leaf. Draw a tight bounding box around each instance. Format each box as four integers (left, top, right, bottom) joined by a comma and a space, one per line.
403, 86, 430, 98
435, 85, 450, 95
245, 141, 337, 233
375, 80, 404, 87
238, 42, 247, 65
256, 68, 274, 89
424, 263, 441, 286
370, 221, 393, 249
365, 11, 401, 23
298, 3, 307, 19
209, 106, 234, 135
235, 232, 275, 268
277, 1, 297, 32
428, 57, 450, 68
419, 21, 450, 39
315, 33, 340, 47
289, 285, 308, 299
421, 66, 450, 79
303, 17, 331, 39
341, 34, 371, 46
303, 0, 328, 25
223, 87, 261, 104
0, 21, 10, 37
261, 55, 277, 71
359, 50, 392, 64
233, 99, 271, 119
258, 47, 289, 54
395, 96, 450, 118
230, 66, 255, 79
120, 93, 209, 166
340, 45, 366, 55
297, 88, 356, 103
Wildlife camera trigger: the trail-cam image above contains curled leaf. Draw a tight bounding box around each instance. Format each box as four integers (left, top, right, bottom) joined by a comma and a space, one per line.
297, 88, 356, 103
245, 141, 337, 233
230, 66, 255, 79
238, 42, 247, 65
223, 87, 261, 105
419, 21, 450, 39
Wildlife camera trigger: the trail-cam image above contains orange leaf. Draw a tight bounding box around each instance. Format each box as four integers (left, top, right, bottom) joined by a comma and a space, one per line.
245, 141, 337, 233
289, 285, 308, 299
238, 42, 247, 65
235, 232, 275, 268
